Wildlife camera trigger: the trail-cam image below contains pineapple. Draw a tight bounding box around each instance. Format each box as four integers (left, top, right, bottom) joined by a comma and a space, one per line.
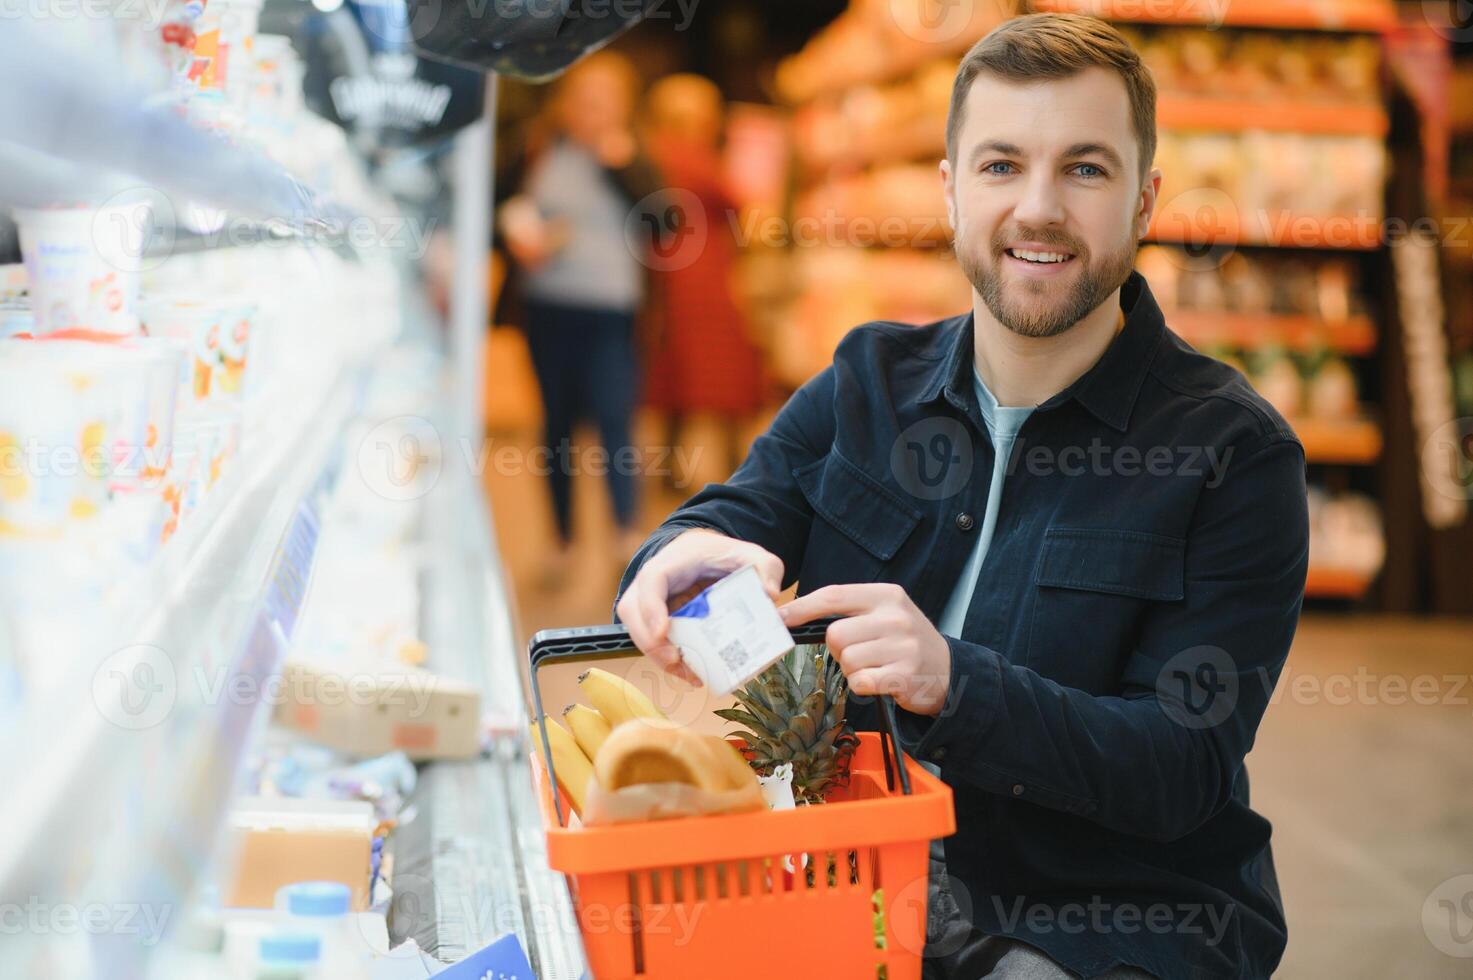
714, 644, 859, 805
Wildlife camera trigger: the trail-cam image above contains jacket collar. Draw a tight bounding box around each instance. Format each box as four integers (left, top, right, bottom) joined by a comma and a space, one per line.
919, 271, 1165, 434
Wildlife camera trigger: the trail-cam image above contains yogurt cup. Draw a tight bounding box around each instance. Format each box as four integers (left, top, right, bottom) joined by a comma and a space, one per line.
221, 0, 265, 111
108, 338, 185, 495
13, 205, 148, 336
141, 296, 256, 407
0, 339, 147, 538
0, 306, 34, 340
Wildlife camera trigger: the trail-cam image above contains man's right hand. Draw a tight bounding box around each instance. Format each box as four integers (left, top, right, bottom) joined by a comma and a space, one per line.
616, 528, 785, 684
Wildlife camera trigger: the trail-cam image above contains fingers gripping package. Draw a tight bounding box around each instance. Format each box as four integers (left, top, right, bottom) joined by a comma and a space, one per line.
666, 564, 796, 696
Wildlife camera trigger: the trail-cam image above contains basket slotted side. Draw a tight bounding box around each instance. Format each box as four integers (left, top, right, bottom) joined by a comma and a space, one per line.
531, 733, 956, 980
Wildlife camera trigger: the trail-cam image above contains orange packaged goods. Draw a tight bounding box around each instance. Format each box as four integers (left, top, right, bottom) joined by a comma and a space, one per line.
527, 627, 956, 980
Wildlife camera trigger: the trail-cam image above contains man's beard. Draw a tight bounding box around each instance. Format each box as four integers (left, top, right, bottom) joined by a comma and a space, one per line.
957, 224, 1137, 339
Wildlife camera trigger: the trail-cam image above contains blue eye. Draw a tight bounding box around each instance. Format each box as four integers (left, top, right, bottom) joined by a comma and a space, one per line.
983, 161, 1016, 176
1073, 163, 1105, 178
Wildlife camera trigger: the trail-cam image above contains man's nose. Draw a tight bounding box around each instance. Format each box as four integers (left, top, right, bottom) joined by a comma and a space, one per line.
1012, 172, 1066, 228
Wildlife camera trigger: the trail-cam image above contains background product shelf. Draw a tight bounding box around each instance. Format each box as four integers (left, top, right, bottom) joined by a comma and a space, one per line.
1147, 208, 1384, 249
1168, 311, 1377, 354
1304, 565, 1376, 599
1030, 0, 1397, 33
1295, 417, 1384, 464
1156, 96, 1389, 136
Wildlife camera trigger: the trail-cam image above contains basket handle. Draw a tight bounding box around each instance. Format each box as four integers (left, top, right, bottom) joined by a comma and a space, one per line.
533, 712, 570, 828
527, 629, 916, 825
876, 695, 913, 796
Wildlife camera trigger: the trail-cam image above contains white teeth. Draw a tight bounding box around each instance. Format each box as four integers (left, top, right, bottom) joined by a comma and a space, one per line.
1009, 248, 1071, 264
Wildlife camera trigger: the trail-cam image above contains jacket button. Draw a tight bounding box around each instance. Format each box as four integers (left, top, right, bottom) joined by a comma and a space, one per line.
930, 747, 947, 763
1012, 784, 1025, 796
955, 513, 975, 531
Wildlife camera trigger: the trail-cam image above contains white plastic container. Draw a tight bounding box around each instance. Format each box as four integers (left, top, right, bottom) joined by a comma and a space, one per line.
253, 931, 322, 980
0, 338, 144, 538
274, 882, 371, 980
221, 0, 266, 111
141, 297, 256, 407
13, 205, 148, 336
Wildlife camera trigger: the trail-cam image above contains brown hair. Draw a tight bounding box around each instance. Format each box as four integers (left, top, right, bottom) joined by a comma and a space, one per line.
946, 13, 1157, 180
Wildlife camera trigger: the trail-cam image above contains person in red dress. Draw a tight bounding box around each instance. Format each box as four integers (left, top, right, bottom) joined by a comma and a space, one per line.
640, 74, 765, 486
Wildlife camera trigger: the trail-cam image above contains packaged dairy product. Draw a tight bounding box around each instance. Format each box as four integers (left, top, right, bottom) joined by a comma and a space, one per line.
13, 205, 148, 336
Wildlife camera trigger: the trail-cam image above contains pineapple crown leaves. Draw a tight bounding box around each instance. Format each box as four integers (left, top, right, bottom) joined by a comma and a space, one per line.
714, 644, 860, 802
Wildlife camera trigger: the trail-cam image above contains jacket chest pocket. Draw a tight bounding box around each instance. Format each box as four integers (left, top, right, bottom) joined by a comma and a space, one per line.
794, 452, 922, 586
1025, 527, 1184, 688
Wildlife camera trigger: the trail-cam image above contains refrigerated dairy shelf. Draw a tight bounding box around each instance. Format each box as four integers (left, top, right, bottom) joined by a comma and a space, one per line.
0, 333, 377, 978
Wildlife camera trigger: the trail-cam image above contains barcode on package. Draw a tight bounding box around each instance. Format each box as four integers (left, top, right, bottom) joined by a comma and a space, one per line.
716, 639, 750, 673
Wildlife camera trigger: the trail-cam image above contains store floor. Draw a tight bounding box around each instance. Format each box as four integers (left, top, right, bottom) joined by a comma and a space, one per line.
482, 419, 1473, 978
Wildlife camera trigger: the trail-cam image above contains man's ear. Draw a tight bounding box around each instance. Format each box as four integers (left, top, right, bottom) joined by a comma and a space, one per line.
1137, 167, 1163, 240
940, 157, 957, 233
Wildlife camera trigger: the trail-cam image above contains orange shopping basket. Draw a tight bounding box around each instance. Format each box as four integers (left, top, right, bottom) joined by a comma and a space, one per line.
528, 623, 956, 980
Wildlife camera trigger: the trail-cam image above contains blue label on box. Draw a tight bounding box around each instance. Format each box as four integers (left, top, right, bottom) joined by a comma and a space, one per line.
433, 933, 534, 979
670, 588, 711, 619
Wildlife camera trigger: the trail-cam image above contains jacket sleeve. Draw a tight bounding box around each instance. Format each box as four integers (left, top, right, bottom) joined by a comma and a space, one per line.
613, 367, 838, 616
900, 435, 1309, 842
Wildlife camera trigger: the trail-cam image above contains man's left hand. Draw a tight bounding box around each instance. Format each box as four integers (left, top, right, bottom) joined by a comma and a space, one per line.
779, 583, 951, 716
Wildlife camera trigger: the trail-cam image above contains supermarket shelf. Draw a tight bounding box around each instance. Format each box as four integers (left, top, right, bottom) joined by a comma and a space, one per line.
796, 95, 1388, 178
1168, 310, 1377, 354
1157, 96, 1389, 137
1147, 207, 1383, 250
1305, 565, 1375, 599
1294, 416, 1383, 464
775, 5, 1011, 103
1030, 0, 1397, 32
798, 122, 947, 176
0, 354, 370, 976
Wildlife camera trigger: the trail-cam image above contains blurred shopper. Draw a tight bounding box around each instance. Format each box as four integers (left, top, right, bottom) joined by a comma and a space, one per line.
499, 52, 654, 586
640, 74, 765, 486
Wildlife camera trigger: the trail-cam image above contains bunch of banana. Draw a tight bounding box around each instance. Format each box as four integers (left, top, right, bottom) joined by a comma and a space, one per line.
528, 715, 595, 817
529, 667, 669, 818
577, 667, 666, 727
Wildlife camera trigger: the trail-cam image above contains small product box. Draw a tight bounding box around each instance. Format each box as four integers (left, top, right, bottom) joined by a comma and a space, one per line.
224, 797, 375, 910
667, 564, 795, 696
272, 656, 481, 761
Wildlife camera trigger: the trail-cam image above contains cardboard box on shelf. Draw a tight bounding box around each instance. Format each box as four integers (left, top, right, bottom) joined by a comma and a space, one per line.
271, 656, 481, 761
224, 797, 376, 911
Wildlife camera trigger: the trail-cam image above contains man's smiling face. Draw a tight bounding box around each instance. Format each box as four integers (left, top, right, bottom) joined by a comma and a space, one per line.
942, 66, 1161, 338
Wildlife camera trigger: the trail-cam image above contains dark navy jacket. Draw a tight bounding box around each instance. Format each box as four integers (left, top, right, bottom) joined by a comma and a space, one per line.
617, 272, 1308, 979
